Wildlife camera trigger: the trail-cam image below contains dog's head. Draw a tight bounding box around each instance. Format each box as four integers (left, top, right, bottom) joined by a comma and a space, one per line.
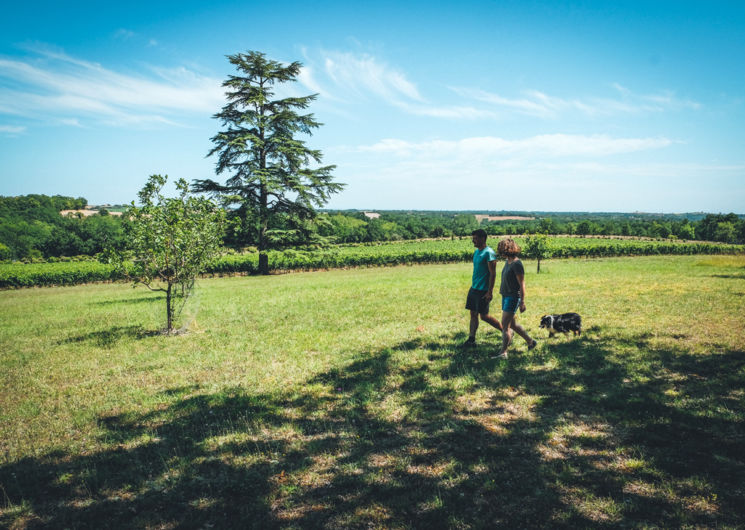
539, 315, 552, 329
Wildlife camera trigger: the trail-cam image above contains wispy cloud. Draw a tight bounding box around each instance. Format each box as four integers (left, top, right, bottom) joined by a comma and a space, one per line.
295, 50, 492, 120
452, 84, 701, 118
0, 46, 223, 127
114, 29, 136, 40
113, 29, 158, 48
0, 125, 26, 135
450, 88, 562, 118
335, 133, 677, 205
391, 101, 492, 119
322, 51, 423, 103
296, 64, 330, 99
356, 134, 674, 158
329, 134, 739, 211
0, 44, 705, 131
297, 49, 700, 123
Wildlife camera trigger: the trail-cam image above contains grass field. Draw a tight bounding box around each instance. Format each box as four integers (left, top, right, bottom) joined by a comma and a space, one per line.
1, 255, 744, 528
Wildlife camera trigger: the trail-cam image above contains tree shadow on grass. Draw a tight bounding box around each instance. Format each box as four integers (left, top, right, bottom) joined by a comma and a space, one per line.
2, 332, 744, 528
710, 273, 745, 280
93, 295, 165, 306
59, 325, 158, 348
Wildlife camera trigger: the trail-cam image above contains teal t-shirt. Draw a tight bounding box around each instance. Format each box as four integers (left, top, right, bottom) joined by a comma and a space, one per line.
472, 246, 497, 291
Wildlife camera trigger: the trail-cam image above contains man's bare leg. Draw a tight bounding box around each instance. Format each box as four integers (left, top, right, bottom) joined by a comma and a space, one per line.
480, 313, 503, 331
467, 310, 479, 343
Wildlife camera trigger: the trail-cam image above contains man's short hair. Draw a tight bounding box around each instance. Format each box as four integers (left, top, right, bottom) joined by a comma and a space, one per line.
472, 229, 487, 239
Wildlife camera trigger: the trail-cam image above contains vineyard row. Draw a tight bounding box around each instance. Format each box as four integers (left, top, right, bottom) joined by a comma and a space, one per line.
1, 237, 742, 288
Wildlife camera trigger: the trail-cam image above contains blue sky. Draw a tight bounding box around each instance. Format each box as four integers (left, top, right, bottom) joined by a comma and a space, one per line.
1, 0, 743, 212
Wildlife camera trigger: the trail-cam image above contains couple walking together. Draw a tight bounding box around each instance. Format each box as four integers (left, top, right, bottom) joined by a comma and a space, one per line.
465, 229, 537, 358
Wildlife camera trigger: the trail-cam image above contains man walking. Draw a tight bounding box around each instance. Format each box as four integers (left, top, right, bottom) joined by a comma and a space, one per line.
464, 229, 503, 346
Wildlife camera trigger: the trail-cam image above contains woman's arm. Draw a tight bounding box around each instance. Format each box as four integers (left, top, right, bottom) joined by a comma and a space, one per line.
516, 273, 527, 312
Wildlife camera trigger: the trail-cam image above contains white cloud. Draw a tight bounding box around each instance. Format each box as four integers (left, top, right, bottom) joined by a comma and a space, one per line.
299, 50, 493, 119
323, 52, 423, 103
113, 29, 158, 48
337, 133, 677, 204
356, 134, 673, 158
638, 90, 700, 111
297, 65, 330, 99
0, 47, 224, 127
300, 48, 701, 123
0, 125, 26, 134
452, 85, 701, 118
114, 29, 135, 40
451, 87, 558, 118
329, 135, 740, 211
59, 118, 82, 127
391, 102, 494, 119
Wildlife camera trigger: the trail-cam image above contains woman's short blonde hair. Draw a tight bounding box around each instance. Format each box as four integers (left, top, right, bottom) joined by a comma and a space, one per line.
497, 238, 521, 257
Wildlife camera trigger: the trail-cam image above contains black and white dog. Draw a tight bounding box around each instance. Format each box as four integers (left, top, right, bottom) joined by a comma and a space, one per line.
539, 313, 582, 337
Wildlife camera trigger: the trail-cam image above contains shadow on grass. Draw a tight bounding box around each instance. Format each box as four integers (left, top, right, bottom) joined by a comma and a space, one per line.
93, 295, 165, 306
59, 325, 158, 348
2, 332, 744, 528
710, 273, 745, 280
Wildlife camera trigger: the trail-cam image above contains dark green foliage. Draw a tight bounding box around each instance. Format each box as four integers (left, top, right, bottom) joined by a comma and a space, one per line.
323, 211, 745, 243
523, 234, 551, 273
319, 214, 369, 243
0, 261, 121, 287
2, 196, 744, 262
193, 50, 344, 273
696, 213, 740, 242
0, 195, 123, 260
107, 175, 225, 333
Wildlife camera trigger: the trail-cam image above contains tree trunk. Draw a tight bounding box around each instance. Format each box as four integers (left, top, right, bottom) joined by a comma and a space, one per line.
166, 282, 173, 334
537, 257, 541, 274
258, 111, 270, 275
258, 183, 269, 275
259, 252, 269, 275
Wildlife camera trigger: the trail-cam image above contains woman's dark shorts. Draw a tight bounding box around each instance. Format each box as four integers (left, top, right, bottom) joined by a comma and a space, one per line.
466, 287, 490, 314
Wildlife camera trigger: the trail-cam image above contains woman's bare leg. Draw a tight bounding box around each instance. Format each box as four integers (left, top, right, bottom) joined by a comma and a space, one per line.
498, 311, 515, 357
510, 318, 533, 344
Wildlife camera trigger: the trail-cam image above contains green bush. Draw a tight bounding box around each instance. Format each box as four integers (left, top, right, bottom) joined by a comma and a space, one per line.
0, 262, 121, 288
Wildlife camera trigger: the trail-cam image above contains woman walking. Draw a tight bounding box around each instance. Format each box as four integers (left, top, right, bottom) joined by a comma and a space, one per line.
497, 238, 537, 359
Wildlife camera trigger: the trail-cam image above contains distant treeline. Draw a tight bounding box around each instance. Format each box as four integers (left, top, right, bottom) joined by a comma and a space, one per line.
0, 195, 123, 260
1, 194, 744, 261
318, 211, 745, 245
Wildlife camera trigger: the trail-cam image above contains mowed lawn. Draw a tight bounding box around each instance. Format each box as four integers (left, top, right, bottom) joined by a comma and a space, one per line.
1, 255, 744, 528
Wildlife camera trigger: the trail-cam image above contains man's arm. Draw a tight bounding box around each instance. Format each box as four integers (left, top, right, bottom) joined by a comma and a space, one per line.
485, 260, 497, 301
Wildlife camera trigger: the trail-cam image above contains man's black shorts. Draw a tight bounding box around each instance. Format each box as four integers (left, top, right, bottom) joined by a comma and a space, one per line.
465, 287, 490, 314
